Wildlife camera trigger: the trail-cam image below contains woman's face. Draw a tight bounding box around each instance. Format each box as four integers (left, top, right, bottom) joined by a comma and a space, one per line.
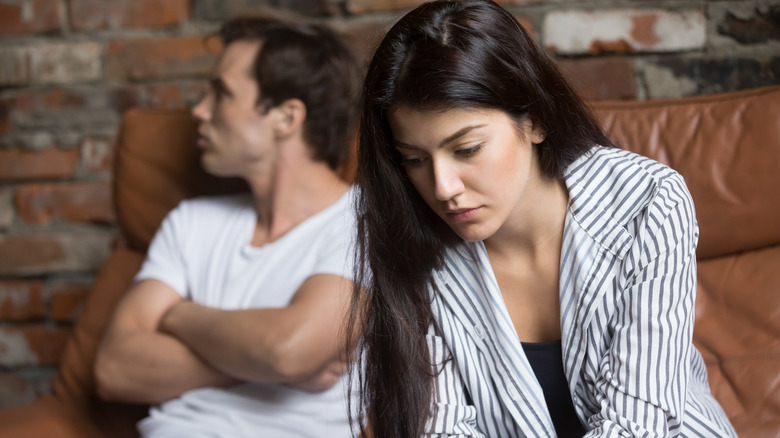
388, 106, 546, 242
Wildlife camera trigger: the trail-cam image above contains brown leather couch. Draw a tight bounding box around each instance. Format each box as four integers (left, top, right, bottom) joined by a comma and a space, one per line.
0, 85, 777, 437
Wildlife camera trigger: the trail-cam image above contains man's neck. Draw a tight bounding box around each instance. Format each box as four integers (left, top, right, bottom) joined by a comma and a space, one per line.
245, 159, 349, 247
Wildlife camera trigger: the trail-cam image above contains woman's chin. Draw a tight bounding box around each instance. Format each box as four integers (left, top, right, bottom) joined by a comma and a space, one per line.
450, 225, 494, 243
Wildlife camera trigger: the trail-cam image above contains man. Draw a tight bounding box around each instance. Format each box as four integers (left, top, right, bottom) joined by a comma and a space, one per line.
94, 15, 361, 437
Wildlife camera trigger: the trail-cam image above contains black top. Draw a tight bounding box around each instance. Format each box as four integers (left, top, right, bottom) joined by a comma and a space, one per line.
521, 339, 587, 438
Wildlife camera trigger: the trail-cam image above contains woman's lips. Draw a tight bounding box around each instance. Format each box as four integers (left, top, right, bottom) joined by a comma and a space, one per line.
446, 207, 481, 222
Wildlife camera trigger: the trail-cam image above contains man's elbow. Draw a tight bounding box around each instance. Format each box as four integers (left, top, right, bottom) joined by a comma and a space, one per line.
93, 353, 125, 402
93, 352, 146, 403
264, 337, 327, 383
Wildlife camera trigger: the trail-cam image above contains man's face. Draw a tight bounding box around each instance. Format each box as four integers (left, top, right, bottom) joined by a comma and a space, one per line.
191, 40, 278, 178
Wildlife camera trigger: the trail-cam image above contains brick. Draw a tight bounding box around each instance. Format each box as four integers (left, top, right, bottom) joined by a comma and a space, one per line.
0, 42, 102, 86
15, 132, 57, 150
27, 42, 101, 85
50, 282, 89, 322
556, 57, 636, 101
147, 80, 208, 110
70, 0, 189, 31
717, 5, 780, 44
14, 181, 114, 225
0, 369, 54, 409
0, 232, 114, 275
0, 147, 79, 181
0, 280, 45, 321
0, 188, 12, 229
82, 135, 115, 174
334, 14, 532, 65
0, 46, 29, 86
333, 18, 393, 66
640, 55, 780, 99
0, 96, 10, 135
0, 0, 62, 36
193, 0, 333, 20
4, 85, 140, 130
0, 372, 37, 409
543, 9, 706, 55
347, 0, 424, 13
0, 326, 69, 366
107, 35, 221, 80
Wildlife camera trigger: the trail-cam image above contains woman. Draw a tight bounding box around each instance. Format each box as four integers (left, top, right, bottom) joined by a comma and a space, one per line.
346, 0, 737, 437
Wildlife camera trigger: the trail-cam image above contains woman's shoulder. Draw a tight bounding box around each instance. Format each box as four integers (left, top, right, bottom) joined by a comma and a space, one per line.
565, 146, 686, 202
563, 146, 693, 235
565, 146, 678, 183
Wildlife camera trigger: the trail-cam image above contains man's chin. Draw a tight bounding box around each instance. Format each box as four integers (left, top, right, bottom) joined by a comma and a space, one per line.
200, 158, 233, 178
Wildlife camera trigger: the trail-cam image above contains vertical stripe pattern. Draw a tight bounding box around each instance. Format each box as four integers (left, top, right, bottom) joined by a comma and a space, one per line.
424, 147, 737, 437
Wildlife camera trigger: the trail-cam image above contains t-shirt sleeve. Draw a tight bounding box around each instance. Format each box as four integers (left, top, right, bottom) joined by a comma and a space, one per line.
311, 204, 357, 281
134, 201, 190, 298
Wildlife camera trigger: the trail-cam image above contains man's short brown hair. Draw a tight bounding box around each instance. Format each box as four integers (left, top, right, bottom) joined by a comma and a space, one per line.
219, 15, 360, 171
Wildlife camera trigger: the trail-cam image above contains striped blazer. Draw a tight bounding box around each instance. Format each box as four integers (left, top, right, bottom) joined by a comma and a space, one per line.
426, 147, 737, 437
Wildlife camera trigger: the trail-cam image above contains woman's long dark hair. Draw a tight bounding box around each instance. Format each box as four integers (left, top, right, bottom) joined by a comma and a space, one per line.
346, 0, 613, 436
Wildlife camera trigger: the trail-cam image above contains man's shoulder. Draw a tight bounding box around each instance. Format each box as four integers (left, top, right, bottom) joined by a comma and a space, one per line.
159, 194, 254, 240
303, 186, 357, 228
172, 193, 253, 219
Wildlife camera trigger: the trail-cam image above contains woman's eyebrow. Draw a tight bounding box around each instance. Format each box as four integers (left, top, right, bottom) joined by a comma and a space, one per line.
440, 124, 486, 146
394, 124, 486, 150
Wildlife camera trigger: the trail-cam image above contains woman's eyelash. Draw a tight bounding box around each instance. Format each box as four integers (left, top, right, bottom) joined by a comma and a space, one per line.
456, 144, 483, 156
401, 157, 425, 167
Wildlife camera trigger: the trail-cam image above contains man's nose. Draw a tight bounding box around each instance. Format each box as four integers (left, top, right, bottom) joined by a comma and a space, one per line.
191, 93, 212, 122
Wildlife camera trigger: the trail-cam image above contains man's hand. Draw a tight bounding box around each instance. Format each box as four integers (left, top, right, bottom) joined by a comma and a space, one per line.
286, 357, 350, 393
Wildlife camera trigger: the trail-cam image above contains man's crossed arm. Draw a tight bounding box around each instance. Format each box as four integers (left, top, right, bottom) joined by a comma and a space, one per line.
94, 274, 353, 404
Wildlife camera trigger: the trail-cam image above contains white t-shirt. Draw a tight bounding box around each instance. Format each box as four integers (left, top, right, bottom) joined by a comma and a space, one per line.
134, 188, 357, 438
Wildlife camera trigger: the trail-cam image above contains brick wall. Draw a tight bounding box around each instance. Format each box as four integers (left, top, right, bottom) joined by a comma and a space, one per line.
0, 0, 778, 410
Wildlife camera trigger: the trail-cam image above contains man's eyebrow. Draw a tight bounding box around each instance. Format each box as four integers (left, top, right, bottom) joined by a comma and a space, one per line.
394, 124, 487, 150
209, 76, 234, 96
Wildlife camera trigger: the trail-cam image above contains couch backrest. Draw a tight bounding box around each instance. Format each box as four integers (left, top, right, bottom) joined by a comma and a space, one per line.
592, 85, 780, 259
114, 108, 249, 252
592, 85, 780, 437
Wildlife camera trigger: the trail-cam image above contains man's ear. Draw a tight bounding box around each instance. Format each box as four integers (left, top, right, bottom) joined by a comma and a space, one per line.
273, 98, 306, 139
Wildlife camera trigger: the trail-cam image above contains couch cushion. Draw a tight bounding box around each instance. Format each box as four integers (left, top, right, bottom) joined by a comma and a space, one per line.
51, 248, 149, 438
0, 395, 104, 438
592, 85, 780, 260
695, 246, 780, 437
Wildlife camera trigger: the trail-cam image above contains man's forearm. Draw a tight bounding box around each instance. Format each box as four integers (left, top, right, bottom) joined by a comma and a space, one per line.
159, 301, 307, 384
159, 274, 353, 388
95, 329, 239, 404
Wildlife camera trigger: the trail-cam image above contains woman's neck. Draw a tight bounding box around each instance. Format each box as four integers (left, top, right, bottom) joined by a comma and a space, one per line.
484, 174, 569, 264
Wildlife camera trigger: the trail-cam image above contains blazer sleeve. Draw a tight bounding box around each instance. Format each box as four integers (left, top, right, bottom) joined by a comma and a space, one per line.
584, 172, 699, 437
424, 325, 486, 438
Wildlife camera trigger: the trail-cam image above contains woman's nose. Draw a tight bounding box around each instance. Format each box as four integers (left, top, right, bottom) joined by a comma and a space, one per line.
432, 159, 465, 201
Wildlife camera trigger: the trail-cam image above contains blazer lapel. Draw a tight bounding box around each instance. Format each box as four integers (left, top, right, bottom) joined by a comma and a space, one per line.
435, 243, 556, 437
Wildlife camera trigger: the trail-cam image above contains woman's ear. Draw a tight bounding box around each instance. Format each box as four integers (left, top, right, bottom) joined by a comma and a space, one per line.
529, 116, 546, 144
273, 98, 307, 139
